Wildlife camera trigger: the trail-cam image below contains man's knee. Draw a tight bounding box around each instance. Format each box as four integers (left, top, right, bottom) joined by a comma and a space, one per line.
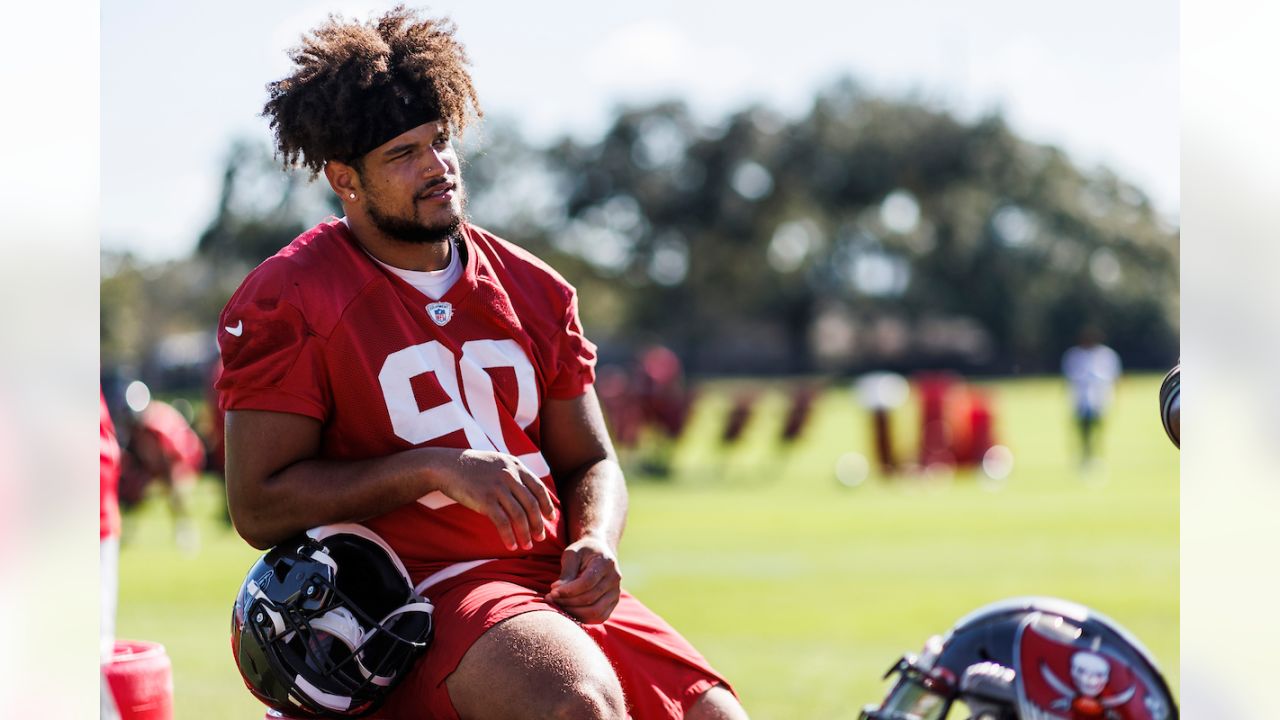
544, 676, 625, 720
448, 610, 625, 720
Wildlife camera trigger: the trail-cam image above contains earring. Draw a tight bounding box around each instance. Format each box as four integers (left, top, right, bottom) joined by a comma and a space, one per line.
349, 193, 356, 200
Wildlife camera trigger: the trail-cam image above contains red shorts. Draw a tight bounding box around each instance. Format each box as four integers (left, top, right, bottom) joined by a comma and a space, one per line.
379, 557, 732, 719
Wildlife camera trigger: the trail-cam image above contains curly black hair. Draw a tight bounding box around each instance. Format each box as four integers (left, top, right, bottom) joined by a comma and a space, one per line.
263, 5, 483, 176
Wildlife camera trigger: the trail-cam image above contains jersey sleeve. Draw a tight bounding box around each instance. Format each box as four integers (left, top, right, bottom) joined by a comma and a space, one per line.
545, 291, 598, 400
216, 266, 330, 421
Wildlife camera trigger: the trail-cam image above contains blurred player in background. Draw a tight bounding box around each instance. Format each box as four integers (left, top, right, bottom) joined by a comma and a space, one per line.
119, 390, 206, 554
100, 390, 122, 719
1061, 326, 1122, 468
218, 7, 744, 719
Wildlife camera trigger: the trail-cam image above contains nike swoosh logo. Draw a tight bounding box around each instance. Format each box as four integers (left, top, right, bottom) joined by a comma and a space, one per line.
225, 321, 243, 337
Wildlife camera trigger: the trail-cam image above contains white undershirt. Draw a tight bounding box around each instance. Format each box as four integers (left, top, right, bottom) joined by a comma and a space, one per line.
342, 216, 463, 300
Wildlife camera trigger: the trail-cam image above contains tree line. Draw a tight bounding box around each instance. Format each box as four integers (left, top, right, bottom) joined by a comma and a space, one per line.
101, 77, 1178, 388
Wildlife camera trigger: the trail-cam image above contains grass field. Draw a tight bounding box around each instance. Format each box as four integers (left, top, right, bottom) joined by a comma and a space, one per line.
117, 374, 1177, 719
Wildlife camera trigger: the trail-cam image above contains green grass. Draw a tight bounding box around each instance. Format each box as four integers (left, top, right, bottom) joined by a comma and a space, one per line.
117, 374, 1177, 719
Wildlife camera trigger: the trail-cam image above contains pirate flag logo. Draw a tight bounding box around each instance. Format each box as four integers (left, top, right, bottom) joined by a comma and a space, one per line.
1014, 613, 1168, 720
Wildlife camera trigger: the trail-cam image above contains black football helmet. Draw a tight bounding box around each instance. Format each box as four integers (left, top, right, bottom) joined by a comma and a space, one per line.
231, 524, 433, 717
860, 597, 1177, 720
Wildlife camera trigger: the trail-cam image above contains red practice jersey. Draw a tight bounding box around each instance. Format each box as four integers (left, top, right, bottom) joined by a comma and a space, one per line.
216, 220, 597, 581
135, 400, 206, 476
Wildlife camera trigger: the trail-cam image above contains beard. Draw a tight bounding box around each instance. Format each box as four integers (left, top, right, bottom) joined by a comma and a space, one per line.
364, 180, 466, 245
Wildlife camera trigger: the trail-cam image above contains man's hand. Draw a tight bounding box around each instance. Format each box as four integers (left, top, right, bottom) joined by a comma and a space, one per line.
547, 534, 622, 624
436, 450, 557, 551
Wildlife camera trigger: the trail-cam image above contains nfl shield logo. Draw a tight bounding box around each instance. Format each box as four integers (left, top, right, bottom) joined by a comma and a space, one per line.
426, 301, 453, 326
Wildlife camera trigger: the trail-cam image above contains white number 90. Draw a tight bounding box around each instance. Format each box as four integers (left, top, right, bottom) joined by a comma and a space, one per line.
378, 338, 548, 507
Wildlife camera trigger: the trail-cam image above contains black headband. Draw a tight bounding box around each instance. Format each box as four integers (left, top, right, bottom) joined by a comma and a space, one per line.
343, 91, 442, 162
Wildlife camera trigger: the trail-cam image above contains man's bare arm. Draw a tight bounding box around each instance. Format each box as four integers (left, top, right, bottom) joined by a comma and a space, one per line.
225, 409, 555, 550
540, 388, 628, 623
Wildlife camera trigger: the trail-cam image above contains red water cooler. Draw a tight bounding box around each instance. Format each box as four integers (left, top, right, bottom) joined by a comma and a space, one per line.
103, 640, 173, 720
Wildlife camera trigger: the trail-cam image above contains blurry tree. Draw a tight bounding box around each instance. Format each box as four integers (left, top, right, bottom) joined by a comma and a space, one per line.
460, 119, 631, 353
533, 79, 1178, 374
196, 139, 340, 269
102, 139, 339, 386
102, 81, 1179, 387
100, 251, 226, 374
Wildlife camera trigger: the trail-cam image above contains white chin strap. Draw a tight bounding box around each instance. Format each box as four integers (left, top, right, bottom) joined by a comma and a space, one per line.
292, 674, 353, 713
297, 607, 371, 706
308, 607, 364, 652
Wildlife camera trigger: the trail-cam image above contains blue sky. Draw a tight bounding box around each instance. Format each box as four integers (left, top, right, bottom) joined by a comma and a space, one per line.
102, 0, 1178, 262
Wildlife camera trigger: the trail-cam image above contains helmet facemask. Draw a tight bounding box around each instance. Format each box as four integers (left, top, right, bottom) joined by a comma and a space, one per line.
860, 636, 959, 720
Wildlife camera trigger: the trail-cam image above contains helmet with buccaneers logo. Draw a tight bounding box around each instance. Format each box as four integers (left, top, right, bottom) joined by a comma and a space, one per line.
860, 597, 1177, 720
231, 524, 433, 717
